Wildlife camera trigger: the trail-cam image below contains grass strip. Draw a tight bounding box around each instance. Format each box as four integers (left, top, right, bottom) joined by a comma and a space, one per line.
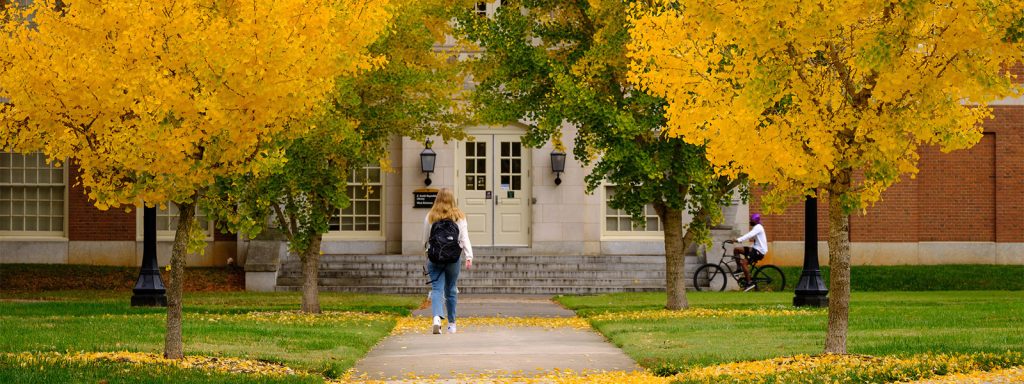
0, 293, 422, 378
671, 352, 1024, 383
0, 352, 321, 384
557, 291, 1024, 371
775, 264, 1024, 291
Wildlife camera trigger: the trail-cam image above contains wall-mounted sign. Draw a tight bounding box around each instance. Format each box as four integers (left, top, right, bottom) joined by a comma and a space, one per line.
413, 188, 439, 208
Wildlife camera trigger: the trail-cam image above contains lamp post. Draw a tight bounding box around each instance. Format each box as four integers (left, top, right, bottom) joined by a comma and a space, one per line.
420, 139, 436, 186
793, 194, 828, 307
550, 150, 566, 186
131, 205, 167, 307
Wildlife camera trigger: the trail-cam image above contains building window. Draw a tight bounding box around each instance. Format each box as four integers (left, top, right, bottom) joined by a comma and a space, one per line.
330, 165, 383, 234
135, 202, 213, 240
0, 151, 65, 236
155, 203, 211, 233
604, 186, 662, 234
474, 1, 500, 17
465, 142, 487, 191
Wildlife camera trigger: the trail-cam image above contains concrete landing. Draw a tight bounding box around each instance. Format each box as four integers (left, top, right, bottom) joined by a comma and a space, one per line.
350, 295, 640, 381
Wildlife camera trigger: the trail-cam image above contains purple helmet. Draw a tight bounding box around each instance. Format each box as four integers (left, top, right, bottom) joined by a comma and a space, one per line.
750, 213, 761, 224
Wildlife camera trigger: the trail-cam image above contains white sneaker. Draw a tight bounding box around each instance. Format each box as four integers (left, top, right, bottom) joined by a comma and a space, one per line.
447, 324, 457, 334
432, 316, 442, 334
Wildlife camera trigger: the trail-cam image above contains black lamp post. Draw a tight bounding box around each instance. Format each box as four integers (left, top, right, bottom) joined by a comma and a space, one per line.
131, 205, 167, 307
420, 139, 436, 186
793, 194, 828, 307
550, 150, 566, 185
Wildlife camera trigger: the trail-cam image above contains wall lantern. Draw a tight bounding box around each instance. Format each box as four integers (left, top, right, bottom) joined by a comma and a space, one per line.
420, 138, 437, 186
550, 150, 567, 186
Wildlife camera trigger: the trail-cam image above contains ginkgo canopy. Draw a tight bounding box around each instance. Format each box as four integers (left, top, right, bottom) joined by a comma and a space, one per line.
629, 0, 1023, 208
0, 0, 392, 208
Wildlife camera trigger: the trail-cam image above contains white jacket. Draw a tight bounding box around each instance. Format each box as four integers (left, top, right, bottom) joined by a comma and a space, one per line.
737, 224, 768, 255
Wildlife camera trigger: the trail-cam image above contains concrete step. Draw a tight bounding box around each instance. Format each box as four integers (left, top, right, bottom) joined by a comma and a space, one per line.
276, 285, 671, 295
275, 254, 705, 294
277, 269, 673, 279
282, 263, 680, 273
276, 276, 666, 287
287, 254, 678, 264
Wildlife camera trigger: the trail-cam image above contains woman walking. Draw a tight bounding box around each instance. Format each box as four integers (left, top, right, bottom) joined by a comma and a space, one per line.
423, 188, 473, 334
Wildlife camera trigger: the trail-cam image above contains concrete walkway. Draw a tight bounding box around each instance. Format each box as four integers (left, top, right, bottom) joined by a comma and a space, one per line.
349, 295, 640, 381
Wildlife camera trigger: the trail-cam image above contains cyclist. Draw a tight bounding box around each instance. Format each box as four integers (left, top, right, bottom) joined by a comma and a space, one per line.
734, 213, 767, 286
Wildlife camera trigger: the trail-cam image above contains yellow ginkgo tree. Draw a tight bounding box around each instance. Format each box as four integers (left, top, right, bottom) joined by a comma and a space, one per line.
629, 0, 1022, 353
0, 0, 391, 358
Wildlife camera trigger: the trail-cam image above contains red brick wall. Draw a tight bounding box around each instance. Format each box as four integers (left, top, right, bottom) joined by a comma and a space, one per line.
989, 106, 1024, 242
751, 107, 1021, 245
1009, 62, 1024, 81
850, 176, 919, 242
67, 162, 238, 242
917, 134, 995, 241
749, 189, 828, 242
67, 162, 136, 241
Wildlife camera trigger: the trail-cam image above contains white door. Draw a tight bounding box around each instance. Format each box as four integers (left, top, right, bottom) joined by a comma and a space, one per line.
457, 135, 531, 246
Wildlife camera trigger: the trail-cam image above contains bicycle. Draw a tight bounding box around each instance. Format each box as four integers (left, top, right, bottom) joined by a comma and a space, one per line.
692, 240, 786, 292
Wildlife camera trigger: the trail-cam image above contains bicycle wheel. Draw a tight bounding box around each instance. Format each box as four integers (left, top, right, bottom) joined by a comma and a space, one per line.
752, 265, 786, 292
693, 264, 728, 292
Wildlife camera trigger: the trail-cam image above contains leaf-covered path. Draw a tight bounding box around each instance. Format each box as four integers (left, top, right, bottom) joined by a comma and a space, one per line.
348, 295, 640, 381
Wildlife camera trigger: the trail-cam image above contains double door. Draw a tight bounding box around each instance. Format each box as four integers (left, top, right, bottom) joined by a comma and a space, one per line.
457, 135, 531, 247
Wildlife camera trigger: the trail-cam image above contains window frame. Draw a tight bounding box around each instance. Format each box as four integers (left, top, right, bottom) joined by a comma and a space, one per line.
600, 184, 664, 239
0, 151, 68, 239
474, 1, 501, 18
135, 202, 215, 242
324, 165, 386, 240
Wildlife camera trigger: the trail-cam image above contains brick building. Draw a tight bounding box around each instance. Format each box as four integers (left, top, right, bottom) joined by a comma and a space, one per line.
1, 3, 1021, 270
753, 86, 1024, 266
4, 95, 1021, 269
0, 156, 239, 267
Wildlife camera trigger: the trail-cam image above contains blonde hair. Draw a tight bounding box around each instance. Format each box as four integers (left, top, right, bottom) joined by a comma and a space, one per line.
427, 188, 466, 223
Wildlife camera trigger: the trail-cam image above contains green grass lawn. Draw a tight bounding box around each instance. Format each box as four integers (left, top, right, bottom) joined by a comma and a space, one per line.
557, 291, 1024, 374
774, 264, 1024, 291
0, 355, 324, 384
0, 291, 422, 381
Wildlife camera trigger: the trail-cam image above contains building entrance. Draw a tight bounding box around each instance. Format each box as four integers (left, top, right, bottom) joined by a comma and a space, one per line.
456, 135, 531, 247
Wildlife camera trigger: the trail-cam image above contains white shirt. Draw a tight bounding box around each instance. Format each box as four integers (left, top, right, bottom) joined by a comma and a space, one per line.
423, 217, 473, 261
737, 224, 768, 255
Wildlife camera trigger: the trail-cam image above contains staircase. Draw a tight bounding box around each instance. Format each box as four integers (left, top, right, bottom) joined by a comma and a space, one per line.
275, 254, 707, 294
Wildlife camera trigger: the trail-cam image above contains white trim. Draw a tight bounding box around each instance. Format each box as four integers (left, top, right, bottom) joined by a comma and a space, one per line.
134, 203, 215, 242
322, 230, 385, 241
325, 165, 386, 240
464, 122, 532, 136
988, 94, 1024, 105
0, 152, 68, 239
600, 184, 663, 239
0, 236, 68, 242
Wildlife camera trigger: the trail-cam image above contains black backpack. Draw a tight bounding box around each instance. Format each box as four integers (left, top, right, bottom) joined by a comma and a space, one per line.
427, 219, 462, 264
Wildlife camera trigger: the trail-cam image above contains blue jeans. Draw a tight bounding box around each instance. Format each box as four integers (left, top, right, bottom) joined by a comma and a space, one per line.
427, 259, 461, 323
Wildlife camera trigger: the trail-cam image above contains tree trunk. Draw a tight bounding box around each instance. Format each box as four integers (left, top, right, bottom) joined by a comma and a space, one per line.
164, 200, 196, 359
300, 234, 323, 314
661, 206, 689, 310
824, 179, 852, 354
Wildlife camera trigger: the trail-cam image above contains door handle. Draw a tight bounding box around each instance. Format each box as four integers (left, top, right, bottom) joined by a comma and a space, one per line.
494, 195, 499, 205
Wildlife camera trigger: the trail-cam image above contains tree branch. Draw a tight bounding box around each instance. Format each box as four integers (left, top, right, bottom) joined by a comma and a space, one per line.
271, 200, 294, 243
